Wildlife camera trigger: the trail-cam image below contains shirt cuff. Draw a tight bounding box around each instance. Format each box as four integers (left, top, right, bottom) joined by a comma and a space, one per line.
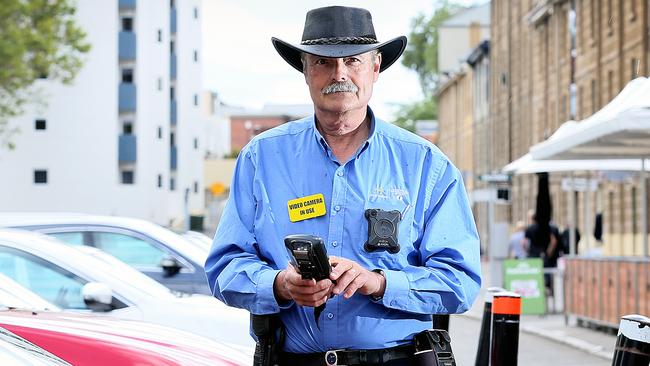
379, 269, 410, 309
255, 269, 294, 313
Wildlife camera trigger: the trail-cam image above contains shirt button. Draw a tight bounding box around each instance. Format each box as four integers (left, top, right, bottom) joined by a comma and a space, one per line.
332, 241, 338, 247
334, 205, 341, 212
327, 313, 334, 319
337, 171, 344, 177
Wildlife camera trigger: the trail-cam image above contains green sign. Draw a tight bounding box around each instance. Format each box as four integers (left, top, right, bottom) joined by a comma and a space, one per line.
503, 258, 546, 314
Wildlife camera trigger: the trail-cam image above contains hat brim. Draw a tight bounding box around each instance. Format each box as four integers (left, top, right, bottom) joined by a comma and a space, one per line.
271, 36, 407, 73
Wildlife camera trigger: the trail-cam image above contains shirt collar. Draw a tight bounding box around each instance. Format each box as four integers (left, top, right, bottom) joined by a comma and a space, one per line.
310, 106, 380, 159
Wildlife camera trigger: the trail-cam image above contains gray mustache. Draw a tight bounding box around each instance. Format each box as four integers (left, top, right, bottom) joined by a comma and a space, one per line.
321, 81, 359, 94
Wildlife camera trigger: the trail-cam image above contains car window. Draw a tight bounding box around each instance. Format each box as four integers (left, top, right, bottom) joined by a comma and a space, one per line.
93, 232, 168, 268
0, 247, 88, 310
48, 232, 85, 246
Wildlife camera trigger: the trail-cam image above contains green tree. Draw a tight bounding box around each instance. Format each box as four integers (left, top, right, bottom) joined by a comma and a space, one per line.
0, 0, 90, 149
393, 1, 462, 132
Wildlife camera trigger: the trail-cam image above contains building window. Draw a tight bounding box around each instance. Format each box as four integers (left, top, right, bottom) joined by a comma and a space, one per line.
630, 0, 637, 20
157, 174, 163, 188
194, 7, 199, 19
193, 50, 198, 62
170, 87, 175, 100
157, 29, 162, 42
34, 170, 47, 184
631, 58, 639, 79
123, 122, 133, 134
122, 68, 134, 83
170, 132, 175, 146
157, 126, 163, 139
157, 77, 162, 91
194, 181, 199, 194
170, 177, 176, 191
35, 119, 46, 130
122, 17, 133, 32
170, 0, 175, 8
121, 170, 134, 184
193, 94, 198, 106
193, 137, 198, 149
170, 40, 175, 54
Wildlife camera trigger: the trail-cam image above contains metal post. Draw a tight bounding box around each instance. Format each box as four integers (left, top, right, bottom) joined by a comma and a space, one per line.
490, 291, 521, 366
569, 172, 576, 255
488, 197, 497, 286
611, 314, 650, 366
584, 172, 591, 254
432, 314, 450, 332
641, 158, 648, 257
475, 287, 505, 366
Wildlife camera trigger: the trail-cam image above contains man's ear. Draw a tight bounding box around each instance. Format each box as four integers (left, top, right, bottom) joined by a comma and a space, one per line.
373, 53, 382, 81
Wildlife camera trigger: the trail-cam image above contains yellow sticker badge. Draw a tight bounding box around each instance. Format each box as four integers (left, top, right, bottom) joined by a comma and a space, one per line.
287, 193, 327, 222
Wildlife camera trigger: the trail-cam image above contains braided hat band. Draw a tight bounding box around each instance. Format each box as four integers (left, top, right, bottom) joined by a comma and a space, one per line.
301, 36, 379, 46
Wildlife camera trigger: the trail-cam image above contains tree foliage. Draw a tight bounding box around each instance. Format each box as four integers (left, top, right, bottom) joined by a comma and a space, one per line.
401, 1, 462, 94
394, 2, 462, 132
0, 0, 90, 148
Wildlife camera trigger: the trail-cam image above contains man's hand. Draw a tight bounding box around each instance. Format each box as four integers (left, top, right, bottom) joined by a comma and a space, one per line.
329, 256, 385, 299
274, 265, 333, 307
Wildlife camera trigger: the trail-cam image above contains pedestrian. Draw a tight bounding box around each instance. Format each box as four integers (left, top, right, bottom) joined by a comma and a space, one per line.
508, 220, 528, 259
205, 6, 481, 365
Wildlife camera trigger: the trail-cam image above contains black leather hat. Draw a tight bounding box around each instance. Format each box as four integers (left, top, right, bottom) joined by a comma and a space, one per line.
272, 6, 407, 73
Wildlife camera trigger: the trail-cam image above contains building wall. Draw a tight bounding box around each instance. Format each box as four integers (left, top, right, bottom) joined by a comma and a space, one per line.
436, 69, 473, 190
0, 0, 204, 227
487, 0, 649, 256
169, 0, 205, 222
439, 26, 490, 73
230, 116, 289, 151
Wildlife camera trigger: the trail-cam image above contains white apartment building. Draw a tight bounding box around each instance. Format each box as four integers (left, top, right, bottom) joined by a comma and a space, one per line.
0, 0, 204, 227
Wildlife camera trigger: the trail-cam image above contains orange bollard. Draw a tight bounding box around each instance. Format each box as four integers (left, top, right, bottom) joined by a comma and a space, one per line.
490, 291, 521, 366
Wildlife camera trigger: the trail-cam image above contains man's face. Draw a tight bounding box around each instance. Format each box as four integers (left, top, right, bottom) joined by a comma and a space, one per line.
303, 51, 381, 115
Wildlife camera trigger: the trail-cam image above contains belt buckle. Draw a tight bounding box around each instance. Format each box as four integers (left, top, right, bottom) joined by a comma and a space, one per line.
325, 349, 346, 366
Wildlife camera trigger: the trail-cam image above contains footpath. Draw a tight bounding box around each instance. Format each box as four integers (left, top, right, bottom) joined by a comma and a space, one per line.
460, 262, 618, 361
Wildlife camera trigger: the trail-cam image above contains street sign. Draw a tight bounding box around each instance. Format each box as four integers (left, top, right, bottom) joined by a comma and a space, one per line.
561, 177, 598, 192
503, 259, 546, 314
479, 174, 511, 183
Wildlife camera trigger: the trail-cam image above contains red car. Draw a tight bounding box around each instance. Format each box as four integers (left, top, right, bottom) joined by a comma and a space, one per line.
0, 309, 247, 366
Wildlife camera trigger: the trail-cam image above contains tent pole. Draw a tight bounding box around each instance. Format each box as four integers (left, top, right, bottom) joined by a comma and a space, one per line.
569, 172, 576, 255
642, 158, 648, 257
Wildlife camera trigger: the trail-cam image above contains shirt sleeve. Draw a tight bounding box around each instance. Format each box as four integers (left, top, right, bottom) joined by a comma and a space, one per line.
204, 147, 292, 315
378, 158, 482, 314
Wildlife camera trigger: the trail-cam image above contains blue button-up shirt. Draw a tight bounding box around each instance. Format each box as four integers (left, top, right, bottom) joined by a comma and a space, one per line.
205, 108, 481, 353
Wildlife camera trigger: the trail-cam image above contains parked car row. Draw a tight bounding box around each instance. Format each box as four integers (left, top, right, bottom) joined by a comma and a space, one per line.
0, 213, 254, 365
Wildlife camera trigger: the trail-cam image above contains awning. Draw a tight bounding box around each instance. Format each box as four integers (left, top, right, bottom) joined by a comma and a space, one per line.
530, 77, 650, 161
502, 153, 650, 175
526, 77, 650, 256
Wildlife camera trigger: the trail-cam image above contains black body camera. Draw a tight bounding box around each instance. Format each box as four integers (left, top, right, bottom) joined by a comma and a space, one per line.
364, 209, 401, 253
284, 234, 331, 281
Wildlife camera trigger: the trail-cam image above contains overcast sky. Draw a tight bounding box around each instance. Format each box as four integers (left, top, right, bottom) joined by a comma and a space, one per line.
200, 1, 439, 119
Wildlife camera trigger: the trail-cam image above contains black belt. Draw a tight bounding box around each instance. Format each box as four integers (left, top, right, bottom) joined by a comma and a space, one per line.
279, 344, 414, 366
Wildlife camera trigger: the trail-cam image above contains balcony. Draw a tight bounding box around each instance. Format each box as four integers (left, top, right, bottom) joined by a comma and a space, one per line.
170, 7, 177, 34
170, 146, 178, 171
118, 134, 137, 163
170, 100, 177, 125
119, 31, 136, 61
170, 53, 177, 80
119, 0, 135, 10
119, 83, 137, 113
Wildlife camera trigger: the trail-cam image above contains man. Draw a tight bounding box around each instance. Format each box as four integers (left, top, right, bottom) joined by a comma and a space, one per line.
508, 221, 528, 259
205, 6, 481, 366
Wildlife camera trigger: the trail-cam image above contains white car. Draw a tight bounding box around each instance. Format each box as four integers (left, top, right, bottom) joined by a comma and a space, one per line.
0, 212, 211, 294
0, 229, 254, 356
